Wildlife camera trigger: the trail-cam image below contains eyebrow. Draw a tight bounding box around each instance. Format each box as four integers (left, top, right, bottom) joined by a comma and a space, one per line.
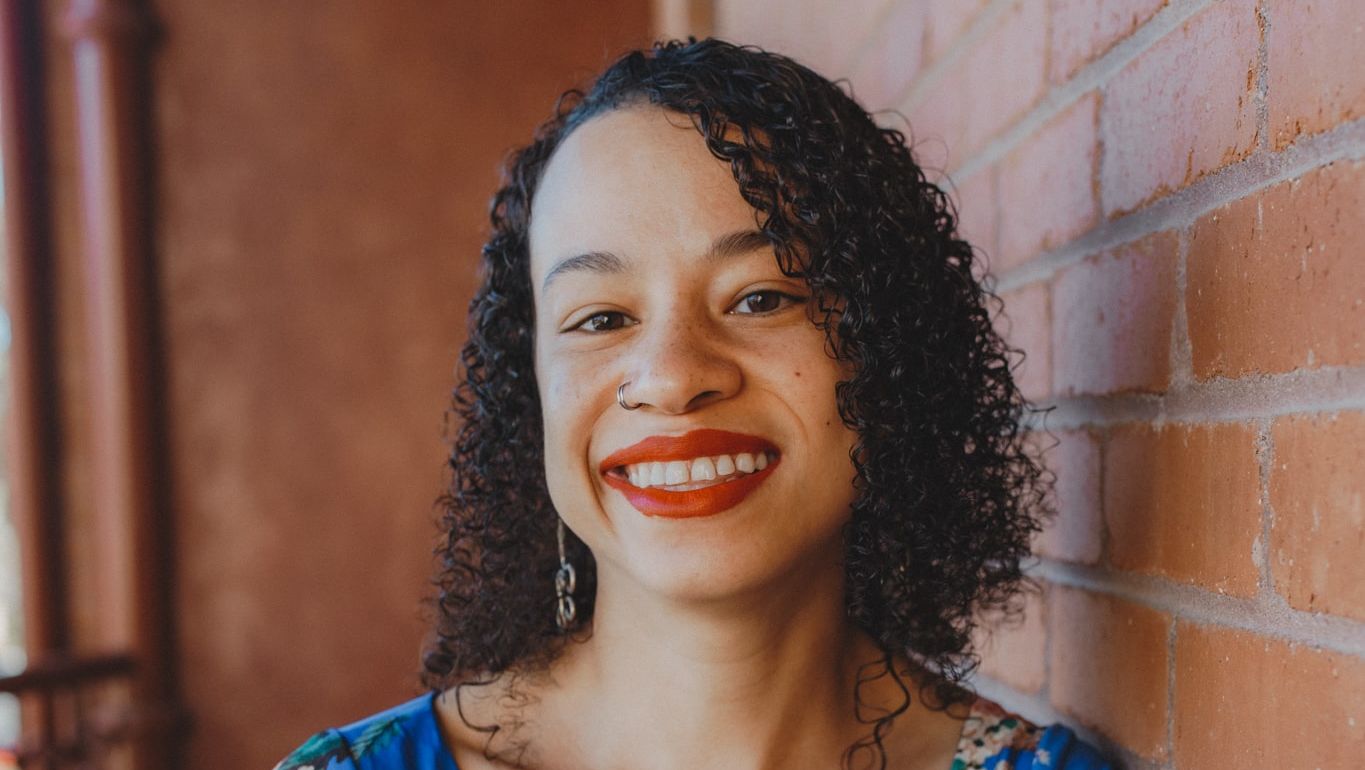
541, 229, 772, 292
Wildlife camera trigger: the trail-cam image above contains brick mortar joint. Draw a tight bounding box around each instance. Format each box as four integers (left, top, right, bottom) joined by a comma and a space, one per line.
839, 0, 916, 86
1096, 424, 1112, 569
1030, 559, 1365, 657
993, 116, 1365, 295
1168, 229, 1194, 391
1253, 419, 1277, 597
897, 0, 1016, 114
943, 0, 1213, 184
1019, 365, 1365, 431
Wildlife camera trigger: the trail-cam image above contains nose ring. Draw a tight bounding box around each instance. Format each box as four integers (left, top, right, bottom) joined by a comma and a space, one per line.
617, 381, 643, 411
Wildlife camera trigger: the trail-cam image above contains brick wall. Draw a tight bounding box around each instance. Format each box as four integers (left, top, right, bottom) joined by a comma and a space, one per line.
697, 1, 1365, 767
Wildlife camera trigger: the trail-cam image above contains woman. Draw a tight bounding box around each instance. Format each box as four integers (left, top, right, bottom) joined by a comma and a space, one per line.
276, 39, 1113, 770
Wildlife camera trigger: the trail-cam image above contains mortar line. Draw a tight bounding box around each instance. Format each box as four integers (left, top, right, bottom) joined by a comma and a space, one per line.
1254, 419, 1277, 595
1032, 561, 1365, 657
944, 0, 1213, 183
1018, 364, 1365, 431
1254, 0, 1271, 152
1168, 228, 1194, 391
839, 0, 916, 85
891, 0, 1015, 113
993, 116, 1365, 293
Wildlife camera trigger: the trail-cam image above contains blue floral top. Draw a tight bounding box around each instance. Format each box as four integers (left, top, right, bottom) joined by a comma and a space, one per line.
273, 691, 1113, 769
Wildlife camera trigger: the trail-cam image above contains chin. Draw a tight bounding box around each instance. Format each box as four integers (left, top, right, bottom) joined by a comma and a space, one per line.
607, 526, 836, 607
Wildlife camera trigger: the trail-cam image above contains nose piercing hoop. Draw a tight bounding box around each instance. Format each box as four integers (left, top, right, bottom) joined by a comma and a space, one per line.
617, 381, 643, 411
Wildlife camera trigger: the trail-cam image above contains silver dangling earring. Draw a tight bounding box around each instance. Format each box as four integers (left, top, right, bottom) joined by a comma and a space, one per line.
617, 380, 642, 410
555, 517, 577, 630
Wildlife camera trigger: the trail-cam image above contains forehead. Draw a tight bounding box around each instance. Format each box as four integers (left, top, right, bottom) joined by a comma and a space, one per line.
528, 107, 760, 282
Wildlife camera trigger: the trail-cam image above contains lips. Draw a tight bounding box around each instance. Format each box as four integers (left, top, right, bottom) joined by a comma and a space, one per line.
599, 428, 781, 519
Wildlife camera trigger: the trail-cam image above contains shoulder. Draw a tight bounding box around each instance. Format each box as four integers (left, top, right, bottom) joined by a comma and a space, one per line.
272, 692, 455, 770
954, 696, 1115, 769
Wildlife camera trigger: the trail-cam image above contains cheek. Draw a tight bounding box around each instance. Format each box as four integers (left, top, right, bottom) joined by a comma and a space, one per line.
536, 346, 608, 467
786, 344, 859, 466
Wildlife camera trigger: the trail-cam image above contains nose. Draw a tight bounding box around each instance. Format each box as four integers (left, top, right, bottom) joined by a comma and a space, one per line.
621, 311, 741, 415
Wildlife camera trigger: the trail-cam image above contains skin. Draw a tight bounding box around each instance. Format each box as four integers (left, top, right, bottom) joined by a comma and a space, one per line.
436, 106, 971, 770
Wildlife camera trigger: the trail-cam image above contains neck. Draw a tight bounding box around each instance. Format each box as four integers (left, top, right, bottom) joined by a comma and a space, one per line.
540, 545, 885, 770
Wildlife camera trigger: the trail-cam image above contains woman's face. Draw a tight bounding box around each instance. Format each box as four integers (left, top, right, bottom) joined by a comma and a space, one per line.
529, 106, 859, 602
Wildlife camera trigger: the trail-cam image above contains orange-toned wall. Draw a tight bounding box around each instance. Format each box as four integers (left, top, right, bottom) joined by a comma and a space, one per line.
712, 1, 1365, 767
146, 3, 650, 768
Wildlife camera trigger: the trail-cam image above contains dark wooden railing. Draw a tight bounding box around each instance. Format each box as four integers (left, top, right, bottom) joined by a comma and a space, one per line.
0, 654, 137, 769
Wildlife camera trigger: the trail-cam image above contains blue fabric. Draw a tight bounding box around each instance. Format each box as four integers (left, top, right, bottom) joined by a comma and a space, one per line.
274, 690, 1114, 769
978, 722, 1114, 769
272, 692, 457, 770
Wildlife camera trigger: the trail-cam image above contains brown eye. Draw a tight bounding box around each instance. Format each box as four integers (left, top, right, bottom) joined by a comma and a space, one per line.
572, 311, 631, 333
733, 290, 803, 315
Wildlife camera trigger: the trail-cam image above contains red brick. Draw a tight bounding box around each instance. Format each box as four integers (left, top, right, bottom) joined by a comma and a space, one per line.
1267, 0, 1365, 148
714, 1, 787, 49
1269, 412, 1365, 621
1104, 421, 1261, 596
1187, 160, 1365, 379
848, 2, 927, 110
1048, 0, 1167, 84
998, 92, 1099, 269
949, 165, 997, 261
1101, 0, 1260, 216
1035, 428, 1103, 565
923, 0, 990, 62
803, 0, 899, 78
714, 1, 838, 76
1174, 622, 1365, 769
997, 281, 1051, 402
911, 0, 1046, 164
975, 586, 1047, 694
1051, 232, 1178, 396
1049, 587, 1170, 759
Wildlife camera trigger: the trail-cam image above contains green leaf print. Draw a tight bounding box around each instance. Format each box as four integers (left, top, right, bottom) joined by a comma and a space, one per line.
274, 730, 351, 770
349, 716, 404, 759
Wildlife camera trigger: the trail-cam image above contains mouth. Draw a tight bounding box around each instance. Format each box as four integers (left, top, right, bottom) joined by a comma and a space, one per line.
599, 429, 781, 519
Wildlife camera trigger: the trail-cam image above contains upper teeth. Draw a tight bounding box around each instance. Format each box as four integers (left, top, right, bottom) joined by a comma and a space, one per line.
624, 451, 772, 488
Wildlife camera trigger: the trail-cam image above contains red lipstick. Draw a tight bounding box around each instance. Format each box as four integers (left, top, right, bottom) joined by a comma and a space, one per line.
599, 429, 781, 519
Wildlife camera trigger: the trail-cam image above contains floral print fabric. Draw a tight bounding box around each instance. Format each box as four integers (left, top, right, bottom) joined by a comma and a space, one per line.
274, 690, 1113, 770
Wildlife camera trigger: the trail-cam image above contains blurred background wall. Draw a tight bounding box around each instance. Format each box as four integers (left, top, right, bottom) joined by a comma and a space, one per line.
152, 4, 651, 767
2, 2, 1361, 770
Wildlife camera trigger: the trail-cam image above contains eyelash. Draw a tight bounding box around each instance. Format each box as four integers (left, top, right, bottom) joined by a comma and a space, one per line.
565, 290, 807, 333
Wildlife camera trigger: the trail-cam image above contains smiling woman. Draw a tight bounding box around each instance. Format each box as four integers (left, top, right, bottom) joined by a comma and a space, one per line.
274, 38, 1114, 770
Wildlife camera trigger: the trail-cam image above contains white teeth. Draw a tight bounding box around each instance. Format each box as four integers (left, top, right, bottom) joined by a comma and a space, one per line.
665, 460, 689, 485
735, 452, 756, 473
621, 451, 775, 489
690, 456, 716, 481
715, 454, 735, 475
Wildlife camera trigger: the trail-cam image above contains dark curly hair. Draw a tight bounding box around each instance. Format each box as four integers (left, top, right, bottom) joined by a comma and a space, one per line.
421, 37, 1054, 770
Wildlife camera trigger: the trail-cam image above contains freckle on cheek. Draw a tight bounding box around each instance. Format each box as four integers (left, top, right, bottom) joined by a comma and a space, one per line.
794, 371, 801, 378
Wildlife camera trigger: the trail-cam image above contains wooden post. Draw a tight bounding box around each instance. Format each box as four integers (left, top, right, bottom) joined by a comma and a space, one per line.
60, 0, 183, 767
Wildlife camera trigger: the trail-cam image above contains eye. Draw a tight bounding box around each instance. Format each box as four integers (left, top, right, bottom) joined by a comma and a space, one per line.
566, 310, 633, 333
731, 290, 806, 315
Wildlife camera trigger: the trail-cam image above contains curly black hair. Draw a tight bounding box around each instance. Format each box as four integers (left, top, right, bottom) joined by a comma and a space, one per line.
421, 37, 1054, 770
